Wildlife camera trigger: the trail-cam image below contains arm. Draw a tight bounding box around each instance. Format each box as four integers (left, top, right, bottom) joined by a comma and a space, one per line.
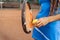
48, 14, 60, 22
36, 14, 60, 27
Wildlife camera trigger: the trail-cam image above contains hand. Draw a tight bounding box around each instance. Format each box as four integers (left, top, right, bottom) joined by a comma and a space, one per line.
34, 14, 60, 27
36, 17, 50, 27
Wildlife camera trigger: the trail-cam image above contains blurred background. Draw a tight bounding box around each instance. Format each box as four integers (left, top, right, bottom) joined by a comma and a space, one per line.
0, 0, 40, 9
0, 0, 40, 40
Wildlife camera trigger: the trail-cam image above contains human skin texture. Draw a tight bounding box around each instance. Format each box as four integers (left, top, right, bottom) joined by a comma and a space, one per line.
36, 14, 60, 27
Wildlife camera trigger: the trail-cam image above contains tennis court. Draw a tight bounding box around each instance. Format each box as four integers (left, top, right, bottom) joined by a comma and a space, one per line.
0, 0, 40, 40
0, 9, 39, 40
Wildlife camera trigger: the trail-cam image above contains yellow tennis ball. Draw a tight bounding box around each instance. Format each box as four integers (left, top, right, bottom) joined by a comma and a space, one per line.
32, 19, 38, 24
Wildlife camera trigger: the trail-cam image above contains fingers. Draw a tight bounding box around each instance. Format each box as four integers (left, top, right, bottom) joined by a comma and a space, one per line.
35, 19, 43, 27
33, 18, 45, 27
36, 22, 43, 27
37, 22, 43, 27
36, 19, 44, 27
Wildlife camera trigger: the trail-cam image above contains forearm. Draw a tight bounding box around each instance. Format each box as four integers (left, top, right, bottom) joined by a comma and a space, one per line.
48, 14, 60, 22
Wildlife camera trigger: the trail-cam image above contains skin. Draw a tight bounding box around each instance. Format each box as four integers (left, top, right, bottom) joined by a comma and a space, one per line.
36, 14, 60, 27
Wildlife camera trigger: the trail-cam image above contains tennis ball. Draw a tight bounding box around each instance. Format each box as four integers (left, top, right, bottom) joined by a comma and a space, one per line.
32, 19, 38, 24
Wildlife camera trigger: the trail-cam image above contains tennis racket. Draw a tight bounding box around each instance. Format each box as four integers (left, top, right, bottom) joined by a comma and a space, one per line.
21, 0, 33, 34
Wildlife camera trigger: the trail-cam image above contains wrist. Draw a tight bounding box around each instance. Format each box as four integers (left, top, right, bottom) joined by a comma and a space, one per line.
46, 16, 55, 23
48, 15, 59, 22
46, 17, 52, 23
